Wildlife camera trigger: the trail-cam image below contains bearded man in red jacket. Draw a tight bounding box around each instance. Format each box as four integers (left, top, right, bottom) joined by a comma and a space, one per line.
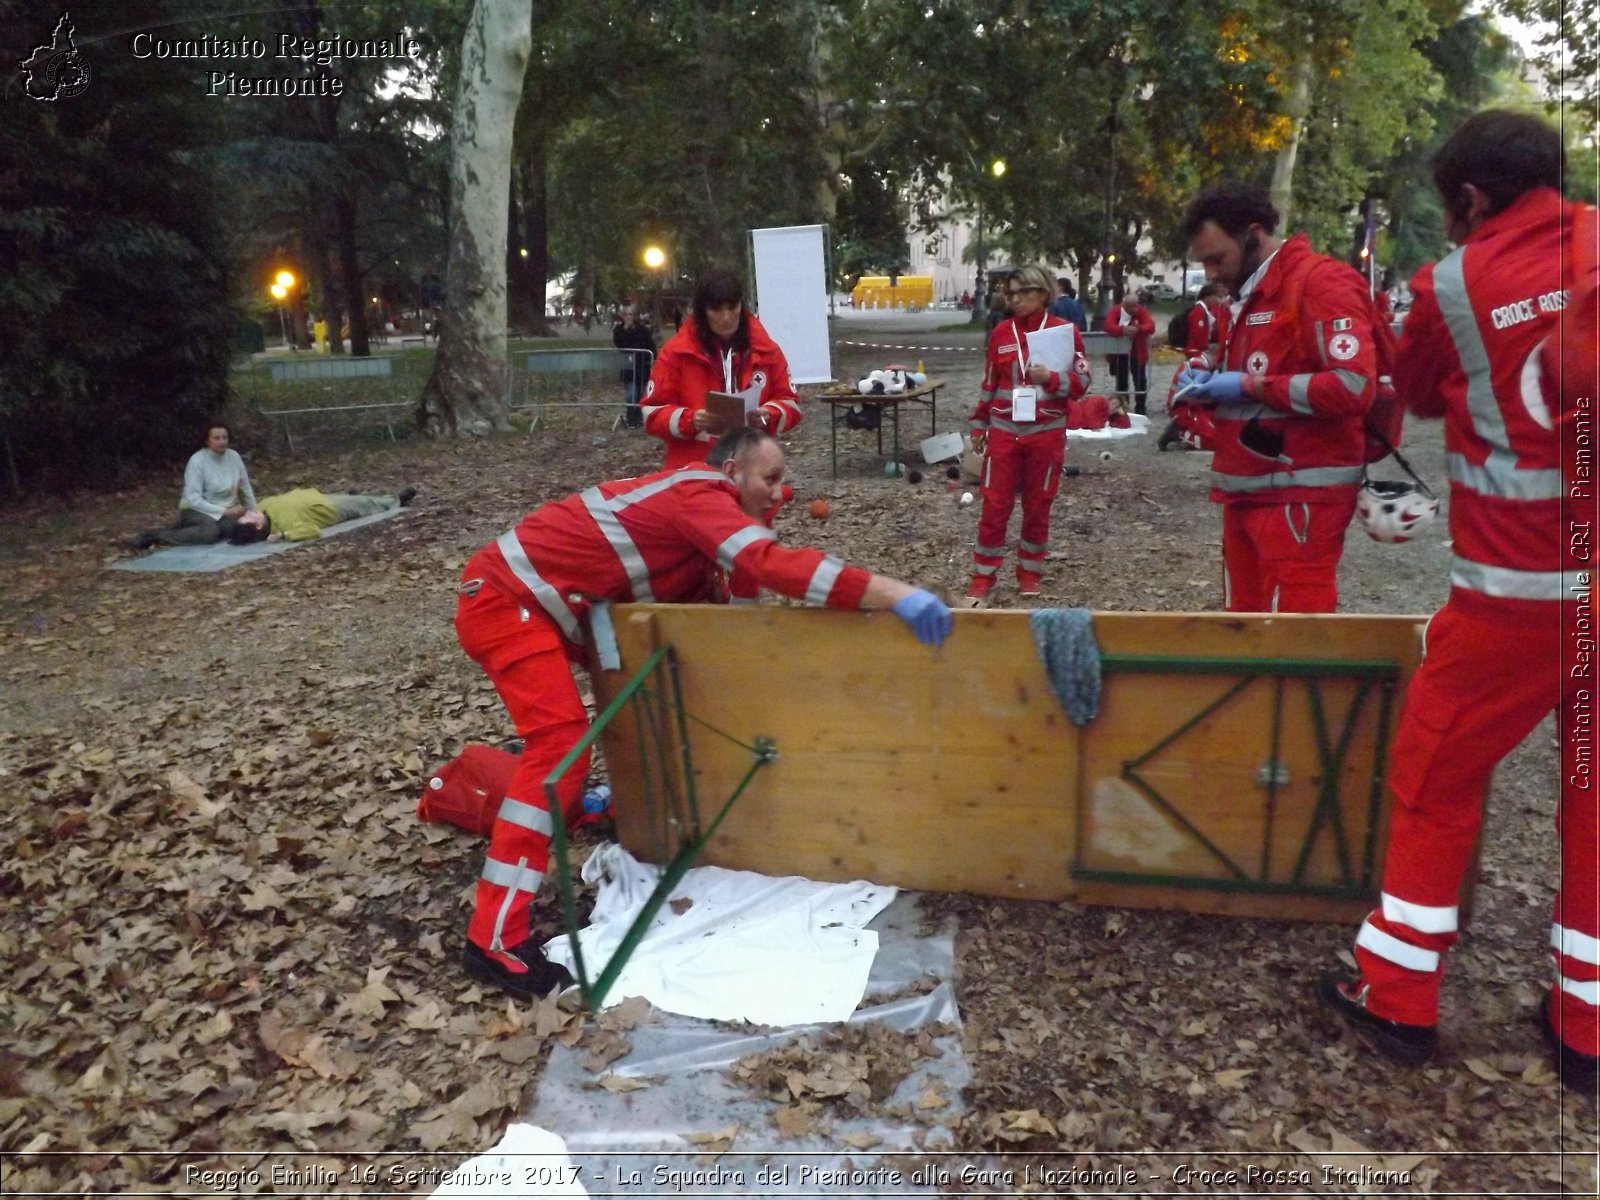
452, 427, 953, 1000
1176, 182, 1378, 613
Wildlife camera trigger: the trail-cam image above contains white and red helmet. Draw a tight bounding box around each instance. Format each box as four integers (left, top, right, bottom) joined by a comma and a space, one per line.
1356, 479, 1439, 544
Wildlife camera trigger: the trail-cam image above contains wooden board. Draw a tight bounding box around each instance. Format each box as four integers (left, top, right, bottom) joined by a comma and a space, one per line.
589, 607, 1427, 922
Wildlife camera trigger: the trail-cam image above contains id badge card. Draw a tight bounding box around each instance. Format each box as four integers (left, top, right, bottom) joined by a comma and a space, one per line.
1011, 386, 1038, 422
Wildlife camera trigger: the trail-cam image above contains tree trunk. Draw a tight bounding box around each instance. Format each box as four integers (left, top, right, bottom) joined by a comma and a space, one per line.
1268, 38, 1314, 230
335, 194, 370, 357
419, 0, 533, 437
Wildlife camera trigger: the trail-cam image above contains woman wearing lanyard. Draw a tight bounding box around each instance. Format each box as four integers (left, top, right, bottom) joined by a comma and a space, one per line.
966, 264, 1091, 603
641, 268, 803, 469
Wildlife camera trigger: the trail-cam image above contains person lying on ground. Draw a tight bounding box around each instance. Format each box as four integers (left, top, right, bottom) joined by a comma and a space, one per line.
452, 425, 954, 1001
227, 486, 418, 544
129, 421, 257, 549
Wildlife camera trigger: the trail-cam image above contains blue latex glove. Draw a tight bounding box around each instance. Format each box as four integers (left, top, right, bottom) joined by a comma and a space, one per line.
1189, 370, 1246, 403
891, 589, 954, 647
1173, 366, 1210, 394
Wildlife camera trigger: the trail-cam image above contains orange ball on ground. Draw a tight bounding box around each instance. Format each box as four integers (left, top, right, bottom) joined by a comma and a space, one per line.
808, 499, 831, 520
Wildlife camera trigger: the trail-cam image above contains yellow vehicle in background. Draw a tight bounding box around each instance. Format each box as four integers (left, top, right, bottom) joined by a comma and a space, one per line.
850, 275, 934, 310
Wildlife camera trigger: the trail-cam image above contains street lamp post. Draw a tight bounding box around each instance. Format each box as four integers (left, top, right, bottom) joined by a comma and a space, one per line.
272, 270, 297, 350
1096, 99, 1120, 327
970, 158, 1006, 325
643, 244, 666, 325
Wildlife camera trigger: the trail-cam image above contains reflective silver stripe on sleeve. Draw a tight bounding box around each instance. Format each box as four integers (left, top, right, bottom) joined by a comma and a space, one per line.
1434, 250, 1564, 501
1209, 465, 1364, 493
495, 798, 554, 837
1446, 453, 1564, 500
1288, 374, 1315, 415
671, 409, 690, 438
1334, 368, 1366, 396
1553, 923, 1600, 965
1355, 918, 1440, 973
580, 486, 655, 603
805, 555, 845, 605
496, 530, 582, 643
1314, 319, 1328, 364
1558, 974, 1600, 1006
1382, 893, 1457, 935
1450, 557, 1582, 601
716, 525, 776, 571
481, 856, 546, 893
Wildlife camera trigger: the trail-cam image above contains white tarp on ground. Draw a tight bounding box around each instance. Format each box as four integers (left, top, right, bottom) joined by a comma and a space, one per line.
543, 843, 896, 1025
1067, 412, 1152, 440
528, 894, 967, 1195
750, 224, 832, 385
108, 505, 407, 573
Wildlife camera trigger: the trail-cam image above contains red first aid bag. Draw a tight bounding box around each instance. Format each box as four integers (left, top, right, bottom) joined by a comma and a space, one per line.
416, 744, 520, 836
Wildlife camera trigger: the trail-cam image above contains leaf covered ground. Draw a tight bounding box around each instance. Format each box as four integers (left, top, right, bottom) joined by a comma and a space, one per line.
1, 329, 1595, 1195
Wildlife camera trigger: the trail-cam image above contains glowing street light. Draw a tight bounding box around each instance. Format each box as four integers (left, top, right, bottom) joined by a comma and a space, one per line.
971, 159, 1008, 324
274, 269, 296, 290
643, 245, 666, 270
269, 281, 291, 347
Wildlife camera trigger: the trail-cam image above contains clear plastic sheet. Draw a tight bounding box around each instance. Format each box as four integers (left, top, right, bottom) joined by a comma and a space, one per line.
525, 892, 968, 1195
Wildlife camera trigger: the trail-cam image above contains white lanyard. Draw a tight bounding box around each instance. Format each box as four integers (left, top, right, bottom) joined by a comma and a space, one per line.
721, 349, 735, 392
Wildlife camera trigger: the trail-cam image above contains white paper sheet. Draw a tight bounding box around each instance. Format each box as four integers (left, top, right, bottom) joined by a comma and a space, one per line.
1025, 323, 1078, 375
544, 844, 896, 1025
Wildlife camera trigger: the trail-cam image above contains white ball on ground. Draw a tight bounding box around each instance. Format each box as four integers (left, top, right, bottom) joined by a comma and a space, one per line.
959, 491, 974, 506
1099, 450, 1114, 462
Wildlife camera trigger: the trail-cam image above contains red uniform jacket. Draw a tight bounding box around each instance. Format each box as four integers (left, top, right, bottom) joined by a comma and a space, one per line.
1185, 299, 1232, 362
468, 467, 871, 650
642, 314, 803, 469
969, 310, 1090, 439
1104, 303, 1156, 364
1212, 233, 1376, 505
1397, 187, 1583, 616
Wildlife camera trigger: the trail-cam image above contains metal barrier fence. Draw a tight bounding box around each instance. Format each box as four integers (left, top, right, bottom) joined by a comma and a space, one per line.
515, 347, 655, 432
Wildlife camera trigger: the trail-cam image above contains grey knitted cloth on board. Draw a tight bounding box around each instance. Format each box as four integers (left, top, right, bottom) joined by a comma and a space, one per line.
1028, 607, 1102, 726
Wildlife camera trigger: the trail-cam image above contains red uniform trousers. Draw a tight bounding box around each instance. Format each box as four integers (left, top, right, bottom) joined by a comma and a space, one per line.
1353, 599, 1598, 1054
454, 583, 590, 955
974, 430, 1065, 581
1220, 494, 1356, 613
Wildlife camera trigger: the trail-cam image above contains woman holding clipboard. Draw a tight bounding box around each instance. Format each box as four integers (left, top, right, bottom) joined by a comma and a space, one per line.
641, 269, 803, 469
965, 265, 1091, 604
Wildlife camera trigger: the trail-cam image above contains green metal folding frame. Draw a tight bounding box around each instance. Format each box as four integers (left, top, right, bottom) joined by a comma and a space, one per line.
1073, 654, 1400, 899
543, 644, 778, 1012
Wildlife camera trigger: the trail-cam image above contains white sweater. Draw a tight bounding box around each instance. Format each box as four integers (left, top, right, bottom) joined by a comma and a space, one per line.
180, 448, 256, 518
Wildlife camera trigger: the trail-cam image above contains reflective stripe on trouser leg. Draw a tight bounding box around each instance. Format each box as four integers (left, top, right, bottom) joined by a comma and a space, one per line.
456, 591, 591, 954
975, 435, 1022, 572
1017, 433, 1064, 571
1352, 600, 1564, 1027
1554, 672, 1600, 1054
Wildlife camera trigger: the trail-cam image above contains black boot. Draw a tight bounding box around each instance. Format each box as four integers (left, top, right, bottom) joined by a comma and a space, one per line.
462, 938, 573, 1001
1157, 421, 1181, 451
